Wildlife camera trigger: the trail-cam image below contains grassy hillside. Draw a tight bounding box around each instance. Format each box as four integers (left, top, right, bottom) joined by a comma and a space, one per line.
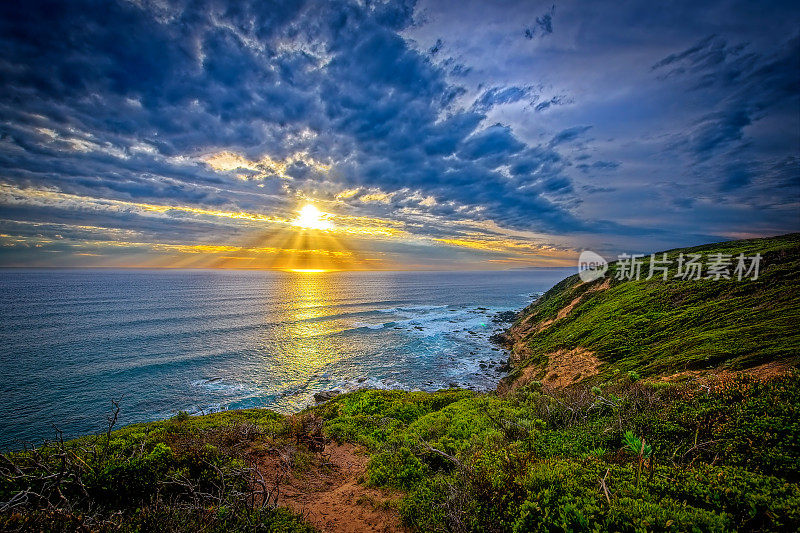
501, 233, 800, 385
3, 377, 798, 531
2, 234, 799, 532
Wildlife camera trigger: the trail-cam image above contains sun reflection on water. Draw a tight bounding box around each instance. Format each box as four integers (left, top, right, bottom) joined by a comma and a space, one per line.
271, 271, 344, 404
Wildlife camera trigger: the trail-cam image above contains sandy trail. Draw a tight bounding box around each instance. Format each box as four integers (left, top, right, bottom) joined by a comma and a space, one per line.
256, 442, 406, 533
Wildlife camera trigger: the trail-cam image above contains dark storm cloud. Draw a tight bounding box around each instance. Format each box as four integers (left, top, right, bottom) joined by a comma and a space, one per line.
654, 33, 800, 160
578, 161, 620, 174
549, 126, 592, 147
0, 0, 586, 238
458, 124, 526, 160
534, 95, 570, 112
472, 86, 532, 113
524, 5, 555, 39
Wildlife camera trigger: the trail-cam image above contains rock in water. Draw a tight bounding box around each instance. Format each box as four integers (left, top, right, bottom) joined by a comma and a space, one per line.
492, 310, 519, 323
314, 390, 341, 403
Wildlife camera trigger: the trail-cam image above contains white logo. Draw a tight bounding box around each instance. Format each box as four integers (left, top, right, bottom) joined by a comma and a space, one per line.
578, 250, 608, 282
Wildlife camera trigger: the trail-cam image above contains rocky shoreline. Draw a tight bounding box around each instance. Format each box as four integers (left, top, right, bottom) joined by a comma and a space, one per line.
314, 308, 523, 404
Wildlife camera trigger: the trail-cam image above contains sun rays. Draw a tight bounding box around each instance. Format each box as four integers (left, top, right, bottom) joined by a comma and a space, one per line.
152, 203, 363, 271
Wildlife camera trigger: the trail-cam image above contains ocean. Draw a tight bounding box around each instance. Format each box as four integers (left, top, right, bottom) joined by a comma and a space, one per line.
0, 268, 570, 448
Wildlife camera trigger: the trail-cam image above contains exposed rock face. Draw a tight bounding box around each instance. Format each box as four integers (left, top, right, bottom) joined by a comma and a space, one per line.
498, 277, 611, 392
313, 390, 341, 403
491, 310, 519, 323
498, 347, 602, 395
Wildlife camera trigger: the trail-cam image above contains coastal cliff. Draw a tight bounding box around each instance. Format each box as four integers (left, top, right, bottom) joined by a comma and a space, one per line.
497, 233, 800, 394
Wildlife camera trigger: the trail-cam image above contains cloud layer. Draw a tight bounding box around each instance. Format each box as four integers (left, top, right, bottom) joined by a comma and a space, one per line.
0, 0, 797, 268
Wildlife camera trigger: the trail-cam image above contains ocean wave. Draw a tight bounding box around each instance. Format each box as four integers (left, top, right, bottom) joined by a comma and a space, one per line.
377, 304, 449, 314
367, 306, 509, 337
190, 377, 253, 395
156, 402, 226, 419
350, 321, 387, 330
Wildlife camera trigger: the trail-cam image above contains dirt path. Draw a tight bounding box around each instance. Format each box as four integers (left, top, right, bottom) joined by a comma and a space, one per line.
652, 359, 795, 386
258, 443, 406, 533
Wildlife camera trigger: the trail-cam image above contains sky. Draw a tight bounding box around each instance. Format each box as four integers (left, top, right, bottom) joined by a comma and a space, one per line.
0, 0, 798, 270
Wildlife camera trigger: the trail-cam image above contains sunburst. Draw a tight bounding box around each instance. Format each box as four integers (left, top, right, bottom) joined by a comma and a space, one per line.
292, 204, 333, 230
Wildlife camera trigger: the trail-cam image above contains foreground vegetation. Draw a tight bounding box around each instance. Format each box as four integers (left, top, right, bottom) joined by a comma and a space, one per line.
2, 372, 798, 531
0, 404, 316, 532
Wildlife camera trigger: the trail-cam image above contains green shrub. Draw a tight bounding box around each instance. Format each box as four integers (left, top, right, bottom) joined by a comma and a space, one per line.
356, 374, 800, 532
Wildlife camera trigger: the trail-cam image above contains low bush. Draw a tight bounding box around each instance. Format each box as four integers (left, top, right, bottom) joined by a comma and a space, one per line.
319, 374, 800, 532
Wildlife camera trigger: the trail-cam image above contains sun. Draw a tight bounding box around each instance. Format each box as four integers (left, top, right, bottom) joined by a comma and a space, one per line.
292, 204, 333, 230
